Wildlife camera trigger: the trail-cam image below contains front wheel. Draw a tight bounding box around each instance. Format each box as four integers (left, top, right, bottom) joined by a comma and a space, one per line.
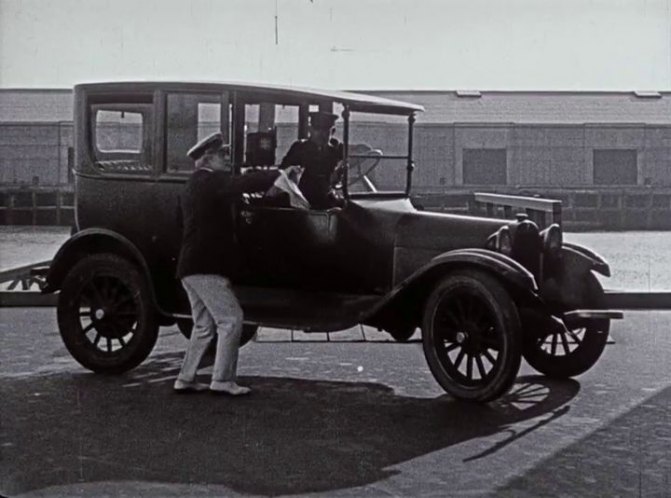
523, 273, 609, 379
422, 269, 522, 402
57, 253, 159, 374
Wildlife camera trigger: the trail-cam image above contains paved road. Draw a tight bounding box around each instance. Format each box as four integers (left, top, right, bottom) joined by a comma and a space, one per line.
3, 307, 671, 496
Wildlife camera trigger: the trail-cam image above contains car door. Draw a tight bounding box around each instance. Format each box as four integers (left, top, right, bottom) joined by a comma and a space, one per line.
237, 205, 346, 290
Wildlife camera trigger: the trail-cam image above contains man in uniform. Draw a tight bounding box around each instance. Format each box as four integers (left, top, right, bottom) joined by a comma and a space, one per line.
280, 111, 344, 209
174, 132, 300, 395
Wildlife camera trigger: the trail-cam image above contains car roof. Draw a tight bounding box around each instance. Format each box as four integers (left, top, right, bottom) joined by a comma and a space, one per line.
75, 81, 424, 115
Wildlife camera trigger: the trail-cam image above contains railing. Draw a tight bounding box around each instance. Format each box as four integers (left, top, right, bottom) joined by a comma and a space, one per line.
0, 188, 74, 226
471, 192, 562, 228
411, 186, 671, 230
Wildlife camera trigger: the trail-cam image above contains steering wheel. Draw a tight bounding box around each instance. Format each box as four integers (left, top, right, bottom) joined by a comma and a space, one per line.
341, 143, 383, 191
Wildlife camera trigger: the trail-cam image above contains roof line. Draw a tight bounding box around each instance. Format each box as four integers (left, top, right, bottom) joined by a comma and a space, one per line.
356, 89, 671, 96
3, 87, 670, 96
0, 88, 72, 93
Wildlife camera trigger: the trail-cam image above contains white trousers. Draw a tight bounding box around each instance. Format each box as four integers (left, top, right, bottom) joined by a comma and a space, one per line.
177, 274, 244, 384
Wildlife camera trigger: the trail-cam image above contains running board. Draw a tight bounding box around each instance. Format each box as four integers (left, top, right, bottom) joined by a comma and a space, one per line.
167, 287, 383, 332
563, 309, 624, 320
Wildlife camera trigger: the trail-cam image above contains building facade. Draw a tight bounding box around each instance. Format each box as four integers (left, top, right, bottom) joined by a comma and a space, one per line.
2, 88, 671, 228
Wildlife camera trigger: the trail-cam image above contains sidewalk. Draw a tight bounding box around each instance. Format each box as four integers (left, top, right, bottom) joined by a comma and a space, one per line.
0, 226, 70, 271
3, 226, 671, 343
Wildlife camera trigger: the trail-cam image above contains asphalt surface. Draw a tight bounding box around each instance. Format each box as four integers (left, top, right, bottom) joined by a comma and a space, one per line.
4, 227, 671, 496
3, 307, 671, 497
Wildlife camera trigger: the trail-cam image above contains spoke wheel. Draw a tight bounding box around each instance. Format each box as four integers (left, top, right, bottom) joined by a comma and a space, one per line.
177, 319, 258, 347
57, 254, 159, 374
523, 273, 609, 378
422, 269, 522, 402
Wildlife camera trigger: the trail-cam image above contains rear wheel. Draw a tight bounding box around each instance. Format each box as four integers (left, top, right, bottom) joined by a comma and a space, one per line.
422, 269, 522, 402
523, 273, 609, 378
57, 253, 159, 374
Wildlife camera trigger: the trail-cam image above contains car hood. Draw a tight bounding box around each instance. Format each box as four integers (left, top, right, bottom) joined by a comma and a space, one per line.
395, 210, 508, 252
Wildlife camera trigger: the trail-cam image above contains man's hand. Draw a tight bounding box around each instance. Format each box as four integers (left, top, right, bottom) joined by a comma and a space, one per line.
329, 161, 345, 186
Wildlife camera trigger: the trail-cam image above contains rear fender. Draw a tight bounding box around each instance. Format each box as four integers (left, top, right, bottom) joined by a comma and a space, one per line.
45, 229, 155, 303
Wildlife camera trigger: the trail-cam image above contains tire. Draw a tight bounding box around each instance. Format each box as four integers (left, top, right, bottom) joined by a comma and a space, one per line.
176, 319, 258, 347
523, 273, 609, 379
57, 253, 159, 374
422, 269, 522, 402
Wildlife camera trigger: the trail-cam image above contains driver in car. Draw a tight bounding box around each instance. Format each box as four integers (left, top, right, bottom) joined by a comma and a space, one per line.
280, 111, 344, 209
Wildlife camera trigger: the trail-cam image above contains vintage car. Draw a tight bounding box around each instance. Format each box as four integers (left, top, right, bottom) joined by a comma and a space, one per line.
44, 81, 621, 402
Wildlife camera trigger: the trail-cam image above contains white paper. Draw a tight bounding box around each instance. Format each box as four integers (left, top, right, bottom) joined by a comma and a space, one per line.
268, 170, 310, 210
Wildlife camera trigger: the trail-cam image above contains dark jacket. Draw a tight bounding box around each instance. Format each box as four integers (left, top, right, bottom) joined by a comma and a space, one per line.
280, 138, 343, 209
177, 168, 279, 280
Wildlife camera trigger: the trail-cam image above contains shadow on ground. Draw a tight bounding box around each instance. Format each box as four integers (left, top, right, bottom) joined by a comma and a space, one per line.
495, 383, 671, 497
1, 352, 579, 496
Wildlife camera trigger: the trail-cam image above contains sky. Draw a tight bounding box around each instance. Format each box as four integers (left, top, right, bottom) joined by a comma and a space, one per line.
0, 0, 670, 90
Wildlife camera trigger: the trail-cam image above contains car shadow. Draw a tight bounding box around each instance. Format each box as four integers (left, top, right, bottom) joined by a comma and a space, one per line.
1, 352, 579, 496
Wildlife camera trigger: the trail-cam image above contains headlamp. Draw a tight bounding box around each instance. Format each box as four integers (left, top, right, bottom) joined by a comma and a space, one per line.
486, 226, 513, 256
540, 223, 562, 256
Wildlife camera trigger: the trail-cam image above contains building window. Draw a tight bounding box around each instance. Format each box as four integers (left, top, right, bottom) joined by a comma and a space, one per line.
463, 148, 507, 185
593, 149, 637, 185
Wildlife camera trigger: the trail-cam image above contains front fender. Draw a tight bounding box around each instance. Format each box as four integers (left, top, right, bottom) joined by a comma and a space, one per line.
385, 248, 538, 306
364, 248, 541, 329
562, 242, 611, 277
45, 228, 152, 294
428, 248, 538, 292
538, 243, 610, 310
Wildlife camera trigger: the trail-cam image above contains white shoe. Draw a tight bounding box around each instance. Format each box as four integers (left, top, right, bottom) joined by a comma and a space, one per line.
173, 379, 209, 393
210, 381, 252, 396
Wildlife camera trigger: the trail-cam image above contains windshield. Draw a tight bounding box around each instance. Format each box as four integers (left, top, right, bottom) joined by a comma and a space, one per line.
336, 105, 414, 196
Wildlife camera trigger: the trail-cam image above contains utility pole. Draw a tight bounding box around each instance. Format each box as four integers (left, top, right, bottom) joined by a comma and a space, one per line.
274, 0, 279, 45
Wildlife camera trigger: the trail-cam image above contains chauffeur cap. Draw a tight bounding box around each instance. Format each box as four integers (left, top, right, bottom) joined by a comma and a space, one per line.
309, 111, 339, 129
186, 131, 229, 160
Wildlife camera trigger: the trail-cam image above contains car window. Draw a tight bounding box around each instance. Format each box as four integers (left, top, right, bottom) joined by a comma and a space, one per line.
165, 92, 231, 173
96, 110, 143, 152
242, 103, 300, 168
91, 104, 153, 174
346, 109, 410, 193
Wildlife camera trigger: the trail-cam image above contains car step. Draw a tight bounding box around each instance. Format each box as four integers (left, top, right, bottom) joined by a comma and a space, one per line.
563, 309, 624, 320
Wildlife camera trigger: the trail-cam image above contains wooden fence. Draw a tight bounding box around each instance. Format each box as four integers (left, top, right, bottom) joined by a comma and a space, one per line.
2, 185, 671, 230
0, 187, 74, 226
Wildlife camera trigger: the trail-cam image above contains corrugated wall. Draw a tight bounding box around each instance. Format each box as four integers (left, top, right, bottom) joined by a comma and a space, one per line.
4, 121, 671, 189
0, 123, 72, 185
